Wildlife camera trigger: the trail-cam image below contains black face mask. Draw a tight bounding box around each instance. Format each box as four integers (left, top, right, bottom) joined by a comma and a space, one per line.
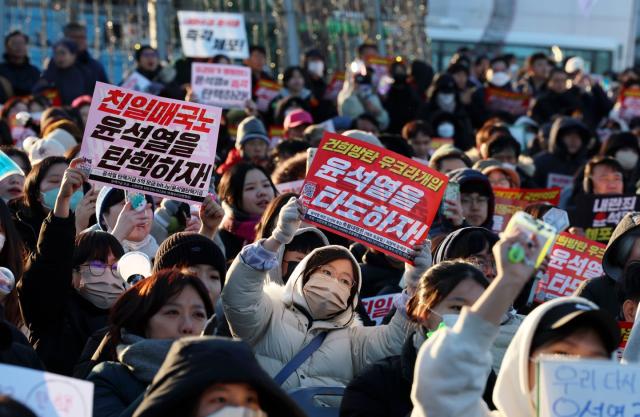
283, 261, 300, 284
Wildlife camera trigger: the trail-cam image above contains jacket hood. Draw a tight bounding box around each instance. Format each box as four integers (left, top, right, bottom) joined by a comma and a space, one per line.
266, 227, 330, 286
447, 168, 495, 229
548, 117, 591, 158
433, 226, 499, 264
132, 337, 306, 417
493, 297, 601, 417
602, 211, 640, 282
282, 245, 362, 329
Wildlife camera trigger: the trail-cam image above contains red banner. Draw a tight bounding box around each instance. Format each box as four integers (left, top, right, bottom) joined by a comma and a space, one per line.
492, 187, 561, 233
300, 132, 447, 263
484, 87, 531, 116
616, 86, 640, 122
533, 232, 605, 303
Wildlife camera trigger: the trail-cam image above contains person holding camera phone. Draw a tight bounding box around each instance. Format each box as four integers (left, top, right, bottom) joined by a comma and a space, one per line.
338, 63, 390, 131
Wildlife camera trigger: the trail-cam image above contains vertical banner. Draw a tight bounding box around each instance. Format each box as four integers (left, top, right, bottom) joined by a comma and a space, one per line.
300, 132, 447, 262
570, 194, 640, 243
177, 11, 249, 59
533, 232, 605, 303
79, 82, 222, 203
492, 187, 561, 233
191, 63, 251, 109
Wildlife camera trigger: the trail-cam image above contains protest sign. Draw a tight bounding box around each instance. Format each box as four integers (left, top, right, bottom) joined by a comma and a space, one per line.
275, 179, 304, 195
121, 71, 152, 93
532, 232, 605, 303
491, 187, 561, 233
0, 363, 93, 417
615, 86, 640, 122
537, 356, 640, 417
546, 173, 574, 189
617, 321, 633, 360
324, 71, 345, 101
0, 150, 24, 180
177, 11, 249, 59
255, 79, 281, 113
570, 194, 640, 243
79, 82, 222, 203
300, 132, 447, 262
191, 63, 251, 109
364, 55, 393, 90
484, 87, 531, 116
361, 293, 399, 325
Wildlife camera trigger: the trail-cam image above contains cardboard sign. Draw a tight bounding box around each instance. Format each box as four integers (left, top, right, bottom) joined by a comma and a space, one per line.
491, 187, 561, 233
0, 363, 93, 417
255, 79, 280, 113
570, 194, 640, 243
177, 11, 249, 59
537, 357, 640, 417
79, 82, 222, 203
324, 71, 345, 101
616, 86, 640, 123
300, 132, 447, 262
617, 321, 633, 360
484, 87, 531, 116
191, 63, 251, 109
121, 71, 152, 93
361, 293, 399, 325
532, 232, 605, 303
275, 179, 304, 195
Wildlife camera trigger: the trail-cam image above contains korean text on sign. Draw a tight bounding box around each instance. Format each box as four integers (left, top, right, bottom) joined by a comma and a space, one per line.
191, 63, 251, 109
300, 132, 448, 263
492, 187, 561, 233
533, 232, 605, 303
79, 82, 222, 203
177, 11, 249, 59
570, 194, 640, 243
537, 357, 640, 417
361, 293, 399, 325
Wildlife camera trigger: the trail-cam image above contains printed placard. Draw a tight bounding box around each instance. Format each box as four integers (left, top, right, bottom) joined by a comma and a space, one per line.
79, 82, 222, 203
275, 180, 304, 195
484, 87, 531, 116
300, 132, 447, 263
364, 55, 393, 89
616, 86, 640, 122
533, 232, 605, 303
570, 194, 640, 243
547, 172, 574, 189
0, 363, 93, 417
191, 63, 251, 109
177, 11, 249, 59
121, 71, 152, 93
537, 357, 640, 417
492, 187, 561, 233
361, 293, 399, 325
255, 79, 281, 113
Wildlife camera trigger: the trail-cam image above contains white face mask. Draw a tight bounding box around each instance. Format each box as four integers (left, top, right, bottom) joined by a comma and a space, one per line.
206, 406, 267, 417
489, 71, 511, 87
307, 61, 324, 77
436, 93, 456, 112
615, 149, 639, 170
437, 122, 455, 138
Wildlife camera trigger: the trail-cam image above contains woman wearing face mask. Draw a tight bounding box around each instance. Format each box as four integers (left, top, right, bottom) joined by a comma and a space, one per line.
132, 337, 306, 417
221, 197, 414, 391
599, 131, 640, 194
88, 270, 214, 417
409, 229, 620, 417
18, 165, 127, 376
0, 198, 25, 331
217, 163, 277, 262
340, 261, 496, 417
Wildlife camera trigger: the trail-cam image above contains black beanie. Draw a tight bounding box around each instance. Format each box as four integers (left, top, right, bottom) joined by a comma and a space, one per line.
153, 232, 227, 286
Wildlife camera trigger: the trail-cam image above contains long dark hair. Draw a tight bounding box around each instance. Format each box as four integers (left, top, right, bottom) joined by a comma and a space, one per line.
217, 162, 277, 213
22, 156, 68, 218
0, 198, 26, 328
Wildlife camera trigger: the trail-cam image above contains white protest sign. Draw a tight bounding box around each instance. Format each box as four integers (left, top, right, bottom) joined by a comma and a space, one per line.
177, 11, 249, 59
538, 356, 640, 417
275, 179, 304, 195
191, 63, 251, 109
121, 71, 152, 93
0, 363, 93, 417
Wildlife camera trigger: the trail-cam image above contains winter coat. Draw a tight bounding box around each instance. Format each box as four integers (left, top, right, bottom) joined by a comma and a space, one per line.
410, 297, 605, 417
533, 117, 591, 188
384, 82, 421, 134
33, 62, 94, 105
574, 211, 640, 318
0, 305, 43, 370
18, 213, 110, 375
77, 50, 110, 91
341, 332, 496, 417
221, 243, 412, 391
133, 337, 306, 417
0, 56, 40, 97
358, 249, 405, 299
530, 90, 582, 125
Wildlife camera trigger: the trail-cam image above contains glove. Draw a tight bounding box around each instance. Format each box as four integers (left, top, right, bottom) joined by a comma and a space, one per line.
400, 240, 433, 290
271, 197, 302, 245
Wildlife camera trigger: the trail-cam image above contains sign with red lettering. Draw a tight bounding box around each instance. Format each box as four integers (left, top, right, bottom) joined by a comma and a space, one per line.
361, 293, 399, 325
300, 132, 447, 263
492, 187, 561, 233
570, 194, 640, 243
177, 11, 249, 59
533, 232, 605, 303
80, 82, 222, 203
191, 63, 251, 109
615, 86, 640, 123
484, 87, 531, 116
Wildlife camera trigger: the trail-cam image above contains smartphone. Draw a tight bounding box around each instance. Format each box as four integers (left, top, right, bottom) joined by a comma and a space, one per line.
126, 191, 147, 212
504, 211, 557, 268
439, 181, 459, 217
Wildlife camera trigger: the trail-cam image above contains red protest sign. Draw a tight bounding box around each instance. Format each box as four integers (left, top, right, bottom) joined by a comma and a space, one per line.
533, 233, 605, 303
361, 293, 399, 325
616, 321, 633, 360
300, 132, 447, 263
484, 87, 531, 116
616, 86, 640, 122
492, 187, 561, 233
255, 79, 280, 113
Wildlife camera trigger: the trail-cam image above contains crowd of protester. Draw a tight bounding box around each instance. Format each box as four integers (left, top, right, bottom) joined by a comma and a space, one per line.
0, 20, 640, 417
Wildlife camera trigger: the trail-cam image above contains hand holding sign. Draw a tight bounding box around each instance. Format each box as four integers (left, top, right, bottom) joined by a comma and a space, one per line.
271, 197, 303, 245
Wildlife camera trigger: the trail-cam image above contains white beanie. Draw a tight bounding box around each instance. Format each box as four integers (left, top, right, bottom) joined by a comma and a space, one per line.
565, 56, 585, 74
29, 139, 66, 164
22, 136, 39, 152
342, 129, 384, 148
44, 128, 77, 151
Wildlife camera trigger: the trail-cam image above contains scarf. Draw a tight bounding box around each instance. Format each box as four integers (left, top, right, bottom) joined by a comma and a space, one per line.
122, 234, 159, 259
116, 331, 174, 383
219, 202, 261, 244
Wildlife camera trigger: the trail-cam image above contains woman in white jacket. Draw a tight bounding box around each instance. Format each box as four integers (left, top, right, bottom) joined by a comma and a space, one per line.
410, 229, 621, 417
221, 197, 419, 390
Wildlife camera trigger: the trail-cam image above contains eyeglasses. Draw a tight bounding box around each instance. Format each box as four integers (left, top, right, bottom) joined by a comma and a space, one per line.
460, 195, 490, 205
316, 266, 355, 289
466, 254, 496, 273
80, 261, 119, 277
